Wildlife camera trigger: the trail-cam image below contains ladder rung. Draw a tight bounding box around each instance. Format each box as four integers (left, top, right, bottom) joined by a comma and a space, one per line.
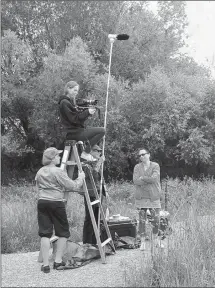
90, 199, 100, 206
67, 161, 76, 165
101, 237, 112, 247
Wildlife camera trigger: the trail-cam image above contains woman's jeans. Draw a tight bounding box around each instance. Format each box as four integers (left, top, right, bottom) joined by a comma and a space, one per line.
66, 127, 105, 153
138, 208, 160, 236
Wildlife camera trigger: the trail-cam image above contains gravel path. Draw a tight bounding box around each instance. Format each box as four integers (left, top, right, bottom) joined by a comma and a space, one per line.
4, 215, 213, 287
2, 247, 153, 287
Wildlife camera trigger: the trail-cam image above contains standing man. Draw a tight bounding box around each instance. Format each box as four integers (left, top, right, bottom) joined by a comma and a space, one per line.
133, 148, 163, 250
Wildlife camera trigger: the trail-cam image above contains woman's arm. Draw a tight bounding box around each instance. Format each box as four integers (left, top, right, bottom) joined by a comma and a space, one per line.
60, 99, 90, 124
56, 169, 85, 191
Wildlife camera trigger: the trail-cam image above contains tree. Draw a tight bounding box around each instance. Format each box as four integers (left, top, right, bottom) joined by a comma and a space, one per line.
157, 1, 188, 62
1, 30, 39, 151
2, 1, 215, 183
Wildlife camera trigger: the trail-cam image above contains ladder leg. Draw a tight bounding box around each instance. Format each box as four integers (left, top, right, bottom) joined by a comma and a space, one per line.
86, 167, 115, 253
72, 144, 115, 263
60, 141, 77, 202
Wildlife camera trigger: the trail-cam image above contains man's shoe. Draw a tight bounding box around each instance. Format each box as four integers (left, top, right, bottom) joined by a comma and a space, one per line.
41, 265, 50, 273
154, 237, 165, 249
53, 261, 66, 270
80, 152, 96, 162
139, 242, 146, 251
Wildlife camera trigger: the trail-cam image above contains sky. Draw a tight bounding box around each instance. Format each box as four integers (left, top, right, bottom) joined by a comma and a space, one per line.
148, 1, 215, 77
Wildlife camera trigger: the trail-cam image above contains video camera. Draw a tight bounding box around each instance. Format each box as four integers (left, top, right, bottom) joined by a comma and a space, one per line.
77, 99, 101, 119
77, 99, 98, 108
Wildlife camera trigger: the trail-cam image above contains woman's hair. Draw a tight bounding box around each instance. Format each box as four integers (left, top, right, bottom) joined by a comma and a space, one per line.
64, 80, 79, 95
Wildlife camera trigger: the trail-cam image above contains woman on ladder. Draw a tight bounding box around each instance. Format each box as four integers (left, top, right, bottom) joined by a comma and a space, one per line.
58, 80, 105, 162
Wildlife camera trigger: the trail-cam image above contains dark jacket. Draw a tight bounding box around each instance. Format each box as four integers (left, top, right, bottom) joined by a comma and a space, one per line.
84, 165, 106, 198
58, 96, 90, 131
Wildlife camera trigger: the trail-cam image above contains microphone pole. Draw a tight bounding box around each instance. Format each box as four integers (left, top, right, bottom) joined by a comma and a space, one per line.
98, 34, 129, 237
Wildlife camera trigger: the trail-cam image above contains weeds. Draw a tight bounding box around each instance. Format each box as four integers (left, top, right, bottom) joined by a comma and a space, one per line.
1, 177, 215, 286
122, 177, 215, 287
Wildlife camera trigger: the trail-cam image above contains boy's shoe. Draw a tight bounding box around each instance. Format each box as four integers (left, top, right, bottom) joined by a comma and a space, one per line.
53, 261, 66, 270
41, 265, 50, 273
80, 151, 96, 162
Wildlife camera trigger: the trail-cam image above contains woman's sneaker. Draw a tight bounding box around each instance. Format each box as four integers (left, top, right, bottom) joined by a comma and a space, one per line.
81, 151, 96, 162
53, 261, 66, 270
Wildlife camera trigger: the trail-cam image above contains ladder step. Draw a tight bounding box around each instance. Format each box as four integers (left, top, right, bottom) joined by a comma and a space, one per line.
67, 161, 76, 166
90, 199, 100, 206
101, 237, 112, 247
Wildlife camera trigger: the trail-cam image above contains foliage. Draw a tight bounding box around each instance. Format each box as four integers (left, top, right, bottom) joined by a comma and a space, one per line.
1, 30, 42, 153
1, 1, 215, 184
118, 66, 215, 173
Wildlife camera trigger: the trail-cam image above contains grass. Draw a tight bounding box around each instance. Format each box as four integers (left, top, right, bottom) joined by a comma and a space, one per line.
1, 177, 215, 286
122, 177, 215, 287
1, 180, 137, 254
123, 214, 215, 287
1, 183, 86, 253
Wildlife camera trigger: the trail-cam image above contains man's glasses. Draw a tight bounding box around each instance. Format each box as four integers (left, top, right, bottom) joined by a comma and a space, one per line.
139, 153, 148, 157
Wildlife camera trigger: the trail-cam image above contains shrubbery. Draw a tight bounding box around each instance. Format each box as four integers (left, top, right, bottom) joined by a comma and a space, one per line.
1, 2, 215, 184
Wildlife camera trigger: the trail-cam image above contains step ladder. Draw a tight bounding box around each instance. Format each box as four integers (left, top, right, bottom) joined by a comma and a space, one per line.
60, 140, 115, 263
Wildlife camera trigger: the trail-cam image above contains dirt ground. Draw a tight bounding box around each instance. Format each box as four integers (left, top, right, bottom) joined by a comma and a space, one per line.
2, 246, 156, 287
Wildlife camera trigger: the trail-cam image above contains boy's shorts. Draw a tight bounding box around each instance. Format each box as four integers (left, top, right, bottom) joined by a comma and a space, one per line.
37, 199, 70, 238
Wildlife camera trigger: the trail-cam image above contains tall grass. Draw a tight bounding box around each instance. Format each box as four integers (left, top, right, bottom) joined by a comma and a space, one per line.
1, 174, 215, 287
1, 183, 85, 253
123, 214, 215, 287
122, 177, 215, 287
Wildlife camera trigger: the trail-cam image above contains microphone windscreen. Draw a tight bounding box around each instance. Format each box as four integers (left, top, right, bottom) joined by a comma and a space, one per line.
116, 34, 129, 40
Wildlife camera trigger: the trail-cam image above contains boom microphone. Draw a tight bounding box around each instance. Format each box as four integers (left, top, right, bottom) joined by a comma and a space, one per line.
108, 34, 129, 41
116, 34, 129, 40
